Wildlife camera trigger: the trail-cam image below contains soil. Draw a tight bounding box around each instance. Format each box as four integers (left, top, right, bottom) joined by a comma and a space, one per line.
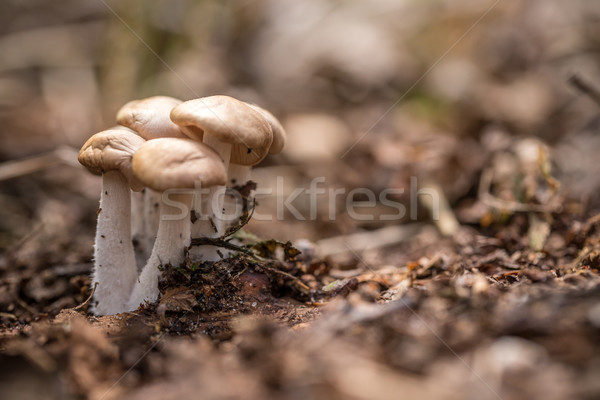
1, 189, 599, 399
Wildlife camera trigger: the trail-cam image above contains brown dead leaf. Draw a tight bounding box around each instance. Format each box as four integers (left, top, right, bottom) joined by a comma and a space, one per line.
157, 288, 198, 315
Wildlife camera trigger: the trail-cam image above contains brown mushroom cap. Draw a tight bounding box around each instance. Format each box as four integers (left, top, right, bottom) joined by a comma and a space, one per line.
78, 129, 146, 191
110, 125, 137, 133
170, 95, 273, 165
131, 138, 227, 192
117, 96, 185, 140
246, 104, 286, 154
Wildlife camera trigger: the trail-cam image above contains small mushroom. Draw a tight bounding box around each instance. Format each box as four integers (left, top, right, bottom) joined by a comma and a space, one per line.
170, 95, 273, 169
117, 95, 186, 139
78, 128, 145, 315
226, 103, 286, 186
222, 102, 286, 229
116, 96, 186, 267
247, 103, 286, 155
170, 95, 273, 247
127, 138, 227, 308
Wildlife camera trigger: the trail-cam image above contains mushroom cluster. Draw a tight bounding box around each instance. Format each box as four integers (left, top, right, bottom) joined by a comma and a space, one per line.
78, 95, 286, 315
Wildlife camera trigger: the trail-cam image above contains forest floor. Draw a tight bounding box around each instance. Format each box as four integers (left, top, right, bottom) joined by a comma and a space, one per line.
1, 189, 599, 399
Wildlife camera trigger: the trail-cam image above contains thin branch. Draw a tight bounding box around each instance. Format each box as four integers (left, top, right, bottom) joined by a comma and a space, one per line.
73, 282, 98, 311
568, 74, 600, 107
189, 237, 253, 255
0, 146, 79, 182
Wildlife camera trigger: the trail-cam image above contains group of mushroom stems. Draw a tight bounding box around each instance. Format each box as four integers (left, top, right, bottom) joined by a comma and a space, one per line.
78, 95, 286, 315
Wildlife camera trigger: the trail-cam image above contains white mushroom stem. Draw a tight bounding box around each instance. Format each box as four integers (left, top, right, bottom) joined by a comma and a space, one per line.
93, 170, 138, 315
187, 133, 231, 261
189, 189, 222, 261
227, 163, 252, 187
222, 163, 252, 231
130, 190, 146, 270
203, 132, 232, 178
144, 188, 161, 258
128, 192, 193, 309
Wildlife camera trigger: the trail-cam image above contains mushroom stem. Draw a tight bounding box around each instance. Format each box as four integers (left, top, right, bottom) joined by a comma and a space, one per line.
223, 163, 252, 230
128, 192, 193, 308
130, 190, 146, 270
203, 132, 232, 170
227, 163, 252, 187
93, 170, 138, 315
189, 189, 222, 261
144, 188, 161, 258
188, 132, 232, 261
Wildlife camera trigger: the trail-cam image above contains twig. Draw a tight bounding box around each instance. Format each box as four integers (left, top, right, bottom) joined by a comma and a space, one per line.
190, 194, 257, 254
190, 189, 256, 250
73, 282, 98, 311
189, 237, 253, 255
16, 298, 38, 316
568, 74, 600, 107
190, 231, 310, 292
0, 146, 80, 182
259, 262, 311, 293
222, 192, 256, 237
189, 190, 310, 293
7, 223, 44, 253
0, 312, 17, 320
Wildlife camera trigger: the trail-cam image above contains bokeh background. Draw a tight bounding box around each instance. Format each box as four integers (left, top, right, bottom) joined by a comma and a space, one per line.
0, 0, 599, 248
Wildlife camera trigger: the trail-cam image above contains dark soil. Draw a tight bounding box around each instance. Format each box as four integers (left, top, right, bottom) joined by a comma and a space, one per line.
1, 198, 599, 399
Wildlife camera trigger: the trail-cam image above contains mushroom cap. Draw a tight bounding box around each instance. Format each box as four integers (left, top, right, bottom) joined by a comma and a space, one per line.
78, 129, 146, 191
131, 138, 227, 192
116, 96, 186, 140
170, 95, 273, 165
246, 103, 286, 154
110, 125, 138, 133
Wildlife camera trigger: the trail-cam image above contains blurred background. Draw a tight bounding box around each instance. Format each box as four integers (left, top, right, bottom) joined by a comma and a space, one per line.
0, 0, 599, 251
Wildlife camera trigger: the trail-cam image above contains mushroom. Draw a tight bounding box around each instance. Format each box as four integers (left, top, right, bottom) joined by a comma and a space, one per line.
230, 102, 286, 186
78, 128, 145, 315
219, 103, 286, 231
116, 95, 186, 139
170, 96, 273, 251
127, 138, 227, 308
116, 96, 186, 267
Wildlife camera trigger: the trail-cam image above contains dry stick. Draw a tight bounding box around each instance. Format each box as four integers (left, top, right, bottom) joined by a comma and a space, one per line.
190, 237, 253, 255
16, 298, 38, 316
0, 146, 80, 182
190, 237, 311, 293
189, 187, 256, 252
568, 74, 600, 107
189, 201, 311, 292
7, 223, 44, 254
0, 312, 17, 320
259, 262, 311, 293
73, 282, 98, 311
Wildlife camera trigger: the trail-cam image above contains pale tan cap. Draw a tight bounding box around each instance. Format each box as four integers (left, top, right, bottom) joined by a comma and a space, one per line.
131, 138, 227, 192
246, 103, 286, 155
170, 95, 273, 165
78, 129, 146, 191
117, 96, 185, 139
